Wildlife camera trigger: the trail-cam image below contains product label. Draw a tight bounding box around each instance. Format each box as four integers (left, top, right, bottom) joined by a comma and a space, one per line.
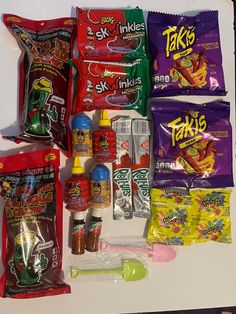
90, 180, 111, 206
72, 128, 92, 156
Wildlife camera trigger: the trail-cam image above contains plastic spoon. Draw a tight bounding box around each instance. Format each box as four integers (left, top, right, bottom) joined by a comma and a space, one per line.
100, 241, 176, 262
70, 259, 147, 282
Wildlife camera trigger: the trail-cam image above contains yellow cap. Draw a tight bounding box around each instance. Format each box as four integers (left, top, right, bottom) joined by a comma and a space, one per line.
99, 110, 111, 127
72, 157, 84, 175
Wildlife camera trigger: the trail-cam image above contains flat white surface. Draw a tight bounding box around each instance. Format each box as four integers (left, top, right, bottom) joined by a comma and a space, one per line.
0, 0, 235, 313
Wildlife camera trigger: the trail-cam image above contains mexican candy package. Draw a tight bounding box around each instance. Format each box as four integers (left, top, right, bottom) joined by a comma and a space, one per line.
151, 100, 233, 188
0, 149, 70, 298
3, 14, 76, 155
77, 7, 148, 60
148, 11, 226, 96
74, 58, 149, 116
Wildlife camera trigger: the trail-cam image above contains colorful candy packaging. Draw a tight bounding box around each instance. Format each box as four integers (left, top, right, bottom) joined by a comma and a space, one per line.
132, 119, 151, 218
190, 189, 231, 243
0, 149, 70, 298
148, 11, 226, 96
3, 14, 76, 156
77, 7, 148, 60
147, 188, 192, 245
151, 100, 233, 188
74, 58, 149, 116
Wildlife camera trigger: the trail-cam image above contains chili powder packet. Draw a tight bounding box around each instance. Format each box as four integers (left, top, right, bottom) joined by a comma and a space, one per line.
3, 14, 76, 156
151, 100, 233, 188
77, 7, 148, 60
0, 149, 70, 298
148, 11, 226, 96
75, 58, 149, 116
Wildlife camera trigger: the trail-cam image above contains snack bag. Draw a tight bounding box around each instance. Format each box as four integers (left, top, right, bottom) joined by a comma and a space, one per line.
193, 216, 231, 244
74, 58, 149, 116
77, 7, 148, 60
132, 119, 151, 218
147, 191, 191, 245
190, 189, 231, 217
151, 100, 233, 188
3, 14, 76, 156
148, 11, 226, 96
112, 116, 133, 220
0, 149, 70, 298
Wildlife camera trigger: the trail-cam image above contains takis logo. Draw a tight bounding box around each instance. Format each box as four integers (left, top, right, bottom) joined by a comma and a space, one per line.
132, 169, 149, 197
162, 25, 196, 58
167, 111, 207, 147
113, 168, 131, 196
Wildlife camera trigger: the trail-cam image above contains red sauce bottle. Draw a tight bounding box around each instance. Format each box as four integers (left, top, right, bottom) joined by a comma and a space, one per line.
86, 209, 103, 252
65, 156, 90, 212
71, 211, 86, 255
93, 110, 116, 163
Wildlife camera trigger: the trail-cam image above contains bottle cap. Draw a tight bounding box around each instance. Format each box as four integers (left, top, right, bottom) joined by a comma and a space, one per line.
73, 211, 86, 220
91, 164, 110, 181
99, 110, 111, 127
72, 113, 92, 130
91, 209, 103, 218
72, 156, 84, 175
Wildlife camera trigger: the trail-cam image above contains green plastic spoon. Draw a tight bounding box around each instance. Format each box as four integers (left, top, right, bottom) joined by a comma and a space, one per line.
70, 259, 147, 282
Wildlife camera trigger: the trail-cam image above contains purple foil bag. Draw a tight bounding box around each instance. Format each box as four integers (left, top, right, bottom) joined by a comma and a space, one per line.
151, 100, 233, 188
148, 11, 226, 96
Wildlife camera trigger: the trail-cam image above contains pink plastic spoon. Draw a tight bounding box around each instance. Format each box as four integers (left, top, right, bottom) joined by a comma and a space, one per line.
100, 241, 176, 262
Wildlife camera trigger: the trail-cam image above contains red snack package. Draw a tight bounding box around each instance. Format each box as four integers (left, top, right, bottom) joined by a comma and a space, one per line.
0, 149, 70, 298
75, 58, 149, 116
3, 14, 76, 156
77, 7, 148, 61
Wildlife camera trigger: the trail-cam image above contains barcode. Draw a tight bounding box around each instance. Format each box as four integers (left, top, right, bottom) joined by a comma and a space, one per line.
112, 120, 132, 134
132, 119, 150, 135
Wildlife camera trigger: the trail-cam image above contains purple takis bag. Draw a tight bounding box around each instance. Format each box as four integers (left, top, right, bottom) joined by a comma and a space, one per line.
148, 11, 226, 97
151, 100, 233, 188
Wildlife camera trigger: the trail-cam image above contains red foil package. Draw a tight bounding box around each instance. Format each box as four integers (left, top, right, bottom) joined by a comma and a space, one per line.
3, 14, 76, 156
77, 7, 148, 61
74, 58, 149, 116
0, 149, 70, 298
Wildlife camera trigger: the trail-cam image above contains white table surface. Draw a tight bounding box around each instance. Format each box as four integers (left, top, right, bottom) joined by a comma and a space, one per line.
0, 0, 235, 313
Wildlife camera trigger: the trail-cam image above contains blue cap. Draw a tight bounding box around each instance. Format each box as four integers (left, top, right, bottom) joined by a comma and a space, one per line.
72, 113, 92, 130
91, 164, 110, 181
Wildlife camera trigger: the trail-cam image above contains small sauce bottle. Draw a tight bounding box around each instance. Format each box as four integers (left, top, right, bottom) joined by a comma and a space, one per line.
86, 209, 103, 252
90, 164, 111, 209
65, 156, 90, 212
71, 211, 86, 255
72, 113, 93, 157
93, 110, 116, 163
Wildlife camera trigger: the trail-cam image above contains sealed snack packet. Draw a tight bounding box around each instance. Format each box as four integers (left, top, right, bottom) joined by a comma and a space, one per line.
77, 7, 148, 60
193, 216, 231, 244
132, 119, 151, 218
190, 189, 231, 217
112, 116, 133, 220
3, 14, 76, 155
190, 189, 231, 244
74, 58, 149, 116
148, 11, 226, 96
0, 149, 70, 298
151, 100, 233, 188
147, 190, 191, 245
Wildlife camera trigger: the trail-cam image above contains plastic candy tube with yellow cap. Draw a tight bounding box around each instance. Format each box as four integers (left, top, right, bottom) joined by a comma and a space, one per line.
65, 156, 90, 212
93, 110, 117, 163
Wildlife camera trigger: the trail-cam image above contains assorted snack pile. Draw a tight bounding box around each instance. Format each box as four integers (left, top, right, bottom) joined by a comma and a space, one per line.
0, 6, 233, 299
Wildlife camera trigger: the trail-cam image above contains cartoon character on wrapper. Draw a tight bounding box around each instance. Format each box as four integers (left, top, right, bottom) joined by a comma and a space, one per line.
9, 231, 48, 286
